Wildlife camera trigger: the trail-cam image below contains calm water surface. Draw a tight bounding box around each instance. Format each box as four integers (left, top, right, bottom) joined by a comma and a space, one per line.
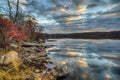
45, 39, 120, 80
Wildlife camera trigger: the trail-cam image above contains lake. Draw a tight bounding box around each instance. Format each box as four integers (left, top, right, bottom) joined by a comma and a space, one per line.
45, 39, 120, 80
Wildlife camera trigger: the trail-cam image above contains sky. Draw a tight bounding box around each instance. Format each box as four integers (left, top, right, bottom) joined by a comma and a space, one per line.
0, 0, 120, 34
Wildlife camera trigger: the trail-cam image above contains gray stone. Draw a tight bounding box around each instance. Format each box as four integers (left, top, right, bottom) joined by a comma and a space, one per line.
10, 43, 18, 49
0, 51, 20, 64
51, 67, 68, 77
34, 69, 40, 73
21, 42, 40, 47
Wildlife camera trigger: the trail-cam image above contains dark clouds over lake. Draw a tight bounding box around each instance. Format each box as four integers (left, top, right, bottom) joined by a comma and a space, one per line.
0, 0, 120, 34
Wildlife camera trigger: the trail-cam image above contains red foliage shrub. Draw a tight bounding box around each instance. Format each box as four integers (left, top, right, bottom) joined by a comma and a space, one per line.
0, 17, 27, 48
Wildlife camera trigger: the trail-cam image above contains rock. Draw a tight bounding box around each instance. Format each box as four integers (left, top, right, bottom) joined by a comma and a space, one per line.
10, 43, 18, 49
112, 67, 120, 75
43, 45, 54, 48
89, 64, 106, 73
34, 69, 40, 73
32, 73, 40, 78
34, 49, 41, 53
21, 42, 41, 47
51, 67, 68, 79
46, 63, 55, 70
0, 51, 20, 64
39, 39, 43, 43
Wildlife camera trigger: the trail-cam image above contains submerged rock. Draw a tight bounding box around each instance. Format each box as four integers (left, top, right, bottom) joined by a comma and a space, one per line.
89, 64, 107, 73
50, 67, 69, 80
112, 67, 120, 75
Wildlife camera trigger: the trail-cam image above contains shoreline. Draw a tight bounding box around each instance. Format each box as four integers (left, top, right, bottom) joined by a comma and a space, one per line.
0, 41, 68, 80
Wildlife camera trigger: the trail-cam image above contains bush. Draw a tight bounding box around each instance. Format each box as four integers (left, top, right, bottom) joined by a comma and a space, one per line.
0, 17, 27, 48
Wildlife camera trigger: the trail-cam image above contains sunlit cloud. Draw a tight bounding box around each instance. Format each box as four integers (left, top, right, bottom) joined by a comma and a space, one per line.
65, 16, 82, 21
54, 7, 66, 12
100, 13, 120, 18
76, 5, 87, 13
0, 0, 120, 34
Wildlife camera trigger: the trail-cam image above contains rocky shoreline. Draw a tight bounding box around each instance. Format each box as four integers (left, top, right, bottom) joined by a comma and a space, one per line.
0, 41, 68, 80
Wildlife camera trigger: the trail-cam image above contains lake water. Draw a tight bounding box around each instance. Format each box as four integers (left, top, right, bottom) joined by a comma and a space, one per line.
45, 39, 120, 80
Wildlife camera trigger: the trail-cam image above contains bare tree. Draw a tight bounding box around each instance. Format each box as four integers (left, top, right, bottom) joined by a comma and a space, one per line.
7, 0, 12, 20
7, 0, 20, 22
14, 0, 19, 22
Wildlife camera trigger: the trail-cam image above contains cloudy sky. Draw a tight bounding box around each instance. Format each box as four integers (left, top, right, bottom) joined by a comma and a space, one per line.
0, 0, 120, 34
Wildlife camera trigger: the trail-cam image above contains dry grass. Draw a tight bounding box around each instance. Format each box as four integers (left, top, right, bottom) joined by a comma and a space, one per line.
0, 49, 6, 55
0, 60, 33, 80
0, 56, 55, 80
0, 45, 56, 80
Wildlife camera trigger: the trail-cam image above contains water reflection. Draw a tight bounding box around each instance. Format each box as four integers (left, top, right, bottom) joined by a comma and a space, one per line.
45, 39, 120, 80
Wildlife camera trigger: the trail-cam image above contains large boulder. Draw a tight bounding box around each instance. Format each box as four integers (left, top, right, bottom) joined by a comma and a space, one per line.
0, 51, 20, 65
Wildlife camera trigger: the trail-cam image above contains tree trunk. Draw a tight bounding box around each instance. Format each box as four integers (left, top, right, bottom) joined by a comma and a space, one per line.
7, 0, 12, 20
14, 0, 19, 22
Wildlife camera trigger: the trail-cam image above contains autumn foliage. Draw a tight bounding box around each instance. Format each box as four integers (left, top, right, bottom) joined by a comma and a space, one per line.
0, 17, 27, 48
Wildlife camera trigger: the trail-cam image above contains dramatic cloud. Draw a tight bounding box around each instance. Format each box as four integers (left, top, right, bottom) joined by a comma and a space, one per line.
0, 0, 120, 34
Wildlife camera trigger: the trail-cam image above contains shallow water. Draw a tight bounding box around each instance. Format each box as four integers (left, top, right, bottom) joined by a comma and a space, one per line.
45, 39, 120, 80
